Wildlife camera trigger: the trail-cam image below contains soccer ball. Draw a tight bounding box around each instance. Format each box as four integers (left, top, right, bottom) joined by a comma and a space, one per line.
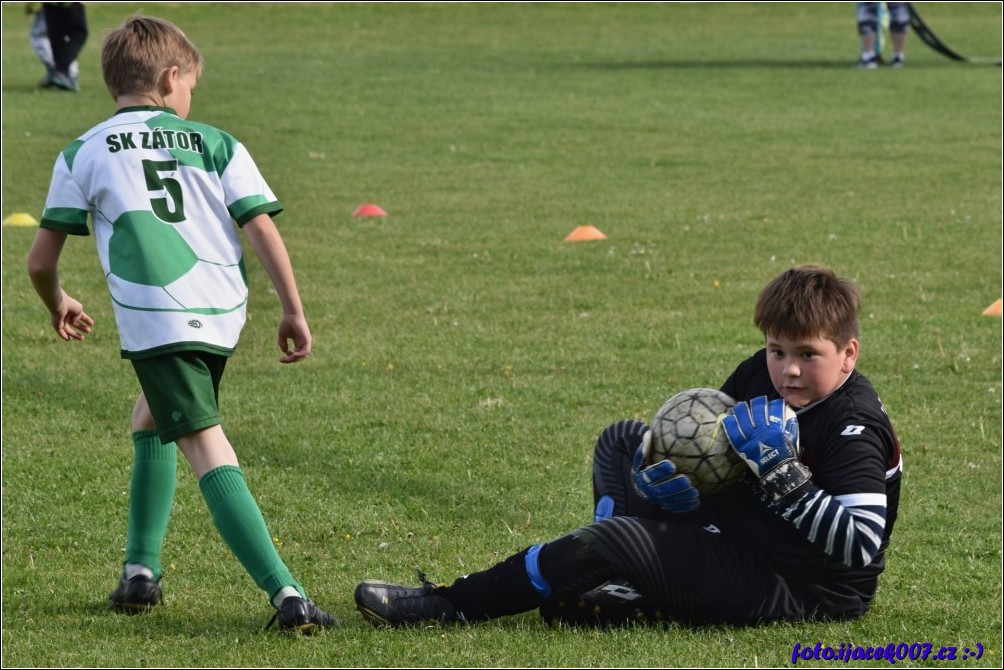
646, 388, 744, 495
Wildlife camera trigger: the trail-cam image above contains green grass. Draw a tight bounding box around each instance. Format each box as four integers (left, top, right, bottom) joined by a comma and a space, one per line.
2, 2, 1001, 667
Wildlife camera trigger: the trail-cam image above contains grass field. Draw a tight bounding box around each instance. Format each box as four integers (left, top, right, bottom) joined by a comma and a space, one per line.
2, 2, 1001, 667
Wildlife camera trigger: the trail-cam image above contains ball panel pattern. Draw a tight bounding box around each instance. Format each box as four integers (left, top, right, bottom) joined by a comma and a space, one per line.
649, 388, 744, 495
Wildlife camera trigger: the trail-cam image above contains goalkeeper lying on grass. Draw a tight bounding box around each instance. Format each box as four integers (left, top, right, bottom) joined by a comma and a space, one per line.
354, 265, 903, 627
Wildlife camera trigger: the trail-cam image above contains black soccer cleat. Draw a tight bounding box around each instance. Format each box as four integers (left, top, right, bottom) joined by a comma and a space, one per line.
265, 596, 338, 634
539, 579, 666, 628
354, 573, 456, 627
108, 575, 163, 614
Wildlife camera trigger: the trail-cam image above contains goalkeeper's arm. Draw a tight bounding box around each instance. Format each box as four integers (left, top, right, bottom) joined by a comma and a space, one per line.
778, 486, 887, 569
723, 396, 887, 569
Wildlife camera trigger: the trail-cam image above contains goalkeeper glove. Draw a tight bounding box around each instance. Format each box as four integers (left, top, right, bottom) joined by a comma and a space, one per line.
630, 430, 700, 513
722, 396, 811, 503
594, 494, 615, 522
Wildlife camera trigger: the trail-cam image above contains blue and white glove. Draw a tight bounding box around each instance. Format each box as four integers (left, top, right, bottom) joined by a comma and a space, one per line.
630, 430, 700, 513
722, 396, 811, 503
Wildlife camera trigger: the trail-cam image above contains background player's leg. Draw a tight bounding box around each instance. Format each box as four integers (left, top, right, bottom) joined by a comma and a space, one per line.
41, 3, 87, 90
856, 2, 881, 67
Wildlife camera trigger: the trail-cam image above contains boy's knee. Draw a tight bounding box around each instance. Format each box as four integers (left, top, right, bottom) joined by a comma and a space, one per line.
596, 419, 648, 451
888, 2, 910, 33
856, 2, 879, 34
131, 394, 156, 431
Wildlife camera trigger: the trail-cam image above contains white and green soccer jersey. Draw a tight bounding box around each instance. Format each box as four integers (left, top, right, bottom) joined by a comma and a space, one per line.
40, 106, 283, 359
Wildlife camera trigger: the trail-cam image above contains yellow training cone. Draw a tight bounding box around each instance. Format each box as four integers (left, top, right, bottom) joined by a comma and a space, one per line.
982, 299, 1002, 317
3, 212, 38, 227
564, 225, 607, 242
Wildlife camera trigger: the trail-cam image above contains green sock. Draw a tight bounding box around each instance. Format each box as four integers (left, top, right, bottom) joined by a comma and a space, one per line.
124, 430, 177, 581
198, 465, 305, 603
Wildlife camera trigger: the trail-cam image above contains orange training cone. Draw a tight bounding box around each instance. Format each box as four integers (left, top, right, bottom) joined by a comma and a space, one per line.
564, 225, 607, 242
353, 204, 387, 217
982, 299, 1002, 316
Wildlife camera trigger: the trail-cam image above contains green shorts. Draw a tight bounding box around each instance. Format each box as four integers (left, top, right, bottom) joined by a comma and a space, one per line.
131, 351, 229, 444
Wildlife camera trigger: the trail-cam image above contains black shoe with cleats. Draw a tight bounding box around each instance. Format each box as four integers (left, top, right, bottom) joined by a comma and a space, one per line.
354, 573, 456, 627
108, 575, 163, 613
539, 579, 668, 628
265, 596, 338, 634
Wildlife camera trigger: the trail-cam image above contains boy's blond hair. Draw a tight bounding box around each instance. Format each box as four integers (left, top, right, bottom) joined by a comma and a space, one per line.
101, 16, 203, 99
754, 265, 861, 347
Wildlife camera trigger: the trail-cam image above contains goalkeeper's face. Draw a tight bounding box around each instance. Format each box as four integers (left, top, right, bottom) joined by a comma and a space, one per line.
764, 334, 859, 408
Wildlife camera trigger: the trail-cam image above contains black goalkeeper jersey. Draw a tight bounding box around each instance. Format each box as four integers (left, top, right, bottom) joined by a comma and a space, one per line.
713, 349, 903, 605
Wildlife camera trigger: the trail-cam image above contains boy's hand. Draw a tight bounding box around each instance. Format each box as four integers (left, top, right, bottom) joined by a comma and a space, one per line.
277, 313, 311, 363
630, 434, 700, 512
51, 293, 93, 341
723, 396, 811, 503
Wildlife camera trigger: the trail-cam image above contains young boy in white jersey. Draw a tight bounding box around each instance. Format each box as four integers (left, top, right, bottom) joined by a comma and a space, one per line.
27, 15, 336, 634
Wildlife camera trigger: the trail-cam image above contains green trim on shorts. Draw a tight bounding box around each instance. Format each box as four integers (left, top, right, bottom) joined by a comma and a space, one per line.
122, 341, 235, 361
131, 351, 229, 443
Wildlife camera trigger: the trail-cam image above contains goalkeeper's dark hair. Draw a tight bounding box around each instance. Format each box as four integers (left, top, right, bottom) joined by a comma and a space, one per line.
754, 265, 861, 346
